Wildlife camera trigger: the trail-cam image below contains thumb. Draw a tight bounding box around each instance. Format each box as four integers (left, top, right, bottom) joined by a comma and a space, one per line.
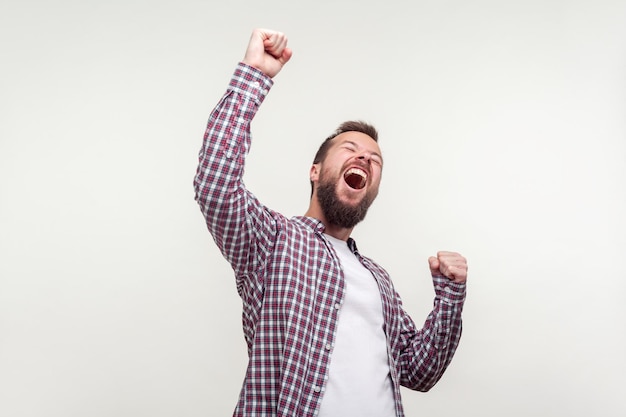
428, 256, 441, 276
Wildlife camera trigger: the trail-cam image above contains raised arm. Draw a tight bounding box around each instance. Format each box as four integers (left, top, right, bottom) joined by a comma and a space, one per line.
193, 29, 292, 284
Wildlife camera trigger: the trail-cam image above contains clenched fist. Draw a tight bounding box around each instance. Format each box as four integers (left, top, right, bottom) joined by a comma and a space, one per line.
242, 28, 292, 78
428, 251, 468, 284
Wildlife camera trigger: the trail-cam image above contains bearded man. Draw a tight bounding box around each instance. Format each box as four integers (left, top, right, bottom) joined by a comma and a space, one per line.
194, 28, 468, 417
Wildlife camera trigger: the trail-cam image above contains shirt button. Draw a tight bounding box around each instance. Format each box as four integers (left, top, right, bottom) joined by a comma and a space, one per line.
252, 81, 260, 88
325, 343, 332, 351
334, 303, 341, 310
313, 386, 321, 393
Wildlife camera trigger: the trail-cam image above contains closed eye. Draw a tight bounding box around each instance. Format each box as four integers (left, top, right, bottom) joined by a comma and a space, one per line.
342, 140, 383, 166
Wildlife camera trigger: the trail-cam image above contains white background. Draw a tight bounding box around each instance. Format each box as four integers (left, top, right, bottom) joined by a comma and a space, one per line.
1, 1, 625, 416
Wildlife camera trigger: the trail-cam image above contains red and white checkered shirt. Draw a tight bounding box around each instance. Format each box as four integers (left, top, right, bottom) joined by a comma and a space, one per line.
194, 63, 466, 417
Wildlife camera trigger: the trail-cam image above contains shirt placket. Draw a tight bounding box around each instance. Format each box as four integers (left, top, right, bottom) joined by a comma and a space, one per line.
305, 234, 345, 416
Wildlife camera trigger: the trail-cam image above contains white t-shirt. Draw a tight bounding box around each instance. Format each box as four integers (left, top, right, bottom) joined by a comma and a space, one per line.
317, 234, 396, 417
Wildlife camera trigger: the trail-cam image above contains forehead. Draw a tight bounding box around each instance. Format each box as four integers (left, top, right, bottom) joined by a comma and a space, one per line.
331, 131, 382, 156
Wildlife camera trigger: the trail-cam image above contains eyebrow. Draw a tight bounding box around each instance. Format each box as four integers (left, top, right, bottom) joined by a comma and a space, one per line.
344, 140, 384, 163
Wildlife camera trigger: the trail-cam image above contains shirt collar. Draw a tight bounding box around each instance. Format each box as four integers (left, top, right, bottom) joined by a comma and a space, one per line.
292, 216, 360, 255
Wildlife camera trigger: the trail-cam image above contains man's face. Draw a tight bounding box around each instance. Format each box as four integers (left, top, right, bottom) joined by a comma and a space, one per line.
313, 131, 383, 228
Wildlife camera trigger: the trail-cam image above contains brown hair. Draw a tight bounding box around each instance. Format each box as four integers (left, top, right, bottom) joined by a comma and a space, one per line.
310, 120, 379, 196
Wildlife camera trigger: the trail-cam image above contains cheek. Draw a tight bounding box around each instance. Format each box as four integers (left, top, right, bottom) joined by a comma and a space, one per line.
319, 166, 340, 185
372, 168, 383, 186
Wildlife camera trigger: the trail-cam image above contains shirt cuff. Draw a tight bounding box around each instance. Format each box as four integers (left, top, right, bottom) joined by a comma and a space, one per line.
228, 62, 274, 105
432, 275, 466, 305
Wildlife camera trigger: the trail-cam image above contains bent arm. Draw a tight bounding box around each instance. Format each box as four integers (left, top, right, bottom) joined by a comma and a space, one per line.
397, 277, 466, 391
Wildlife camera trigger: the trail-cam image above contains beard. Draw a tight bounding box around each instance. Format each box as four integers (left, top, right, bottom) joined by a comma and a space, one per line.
316, 174, 376, 229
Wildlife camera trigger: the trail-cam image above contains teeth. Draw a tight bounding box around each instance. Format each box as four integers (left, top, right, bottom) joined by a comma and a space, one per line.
346, 168, 367, 180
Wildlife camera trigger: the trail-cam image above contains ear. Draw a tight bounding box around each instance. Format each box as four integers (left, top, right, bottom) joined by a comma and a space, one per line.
310, 163, 320, 183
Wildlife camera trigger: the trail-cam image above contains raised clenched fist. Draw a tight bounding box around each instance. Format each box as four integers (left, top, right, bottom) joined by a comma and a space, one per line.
242, 28, 292, 78
428, 251, 468, 284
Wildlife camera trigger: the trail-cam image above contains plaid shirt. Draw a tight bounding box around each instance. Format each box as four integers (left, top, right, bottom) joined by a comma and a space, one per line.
194, 63, 466, 417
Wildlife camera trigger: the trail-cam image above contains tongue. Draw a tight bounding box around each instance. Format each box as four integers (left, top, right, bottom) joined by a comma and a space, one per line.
344, 173, 365, 190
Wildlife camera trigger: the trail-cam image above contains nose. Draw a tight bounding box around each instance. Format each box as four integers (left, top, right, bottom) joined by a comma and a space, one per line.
357, 153, 371, 163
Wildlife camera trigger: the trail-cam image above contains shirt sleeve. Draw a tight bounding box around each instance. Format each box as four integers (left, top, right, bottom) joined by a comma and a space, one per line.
396, 277, 466, 391
193, 62, 278, 291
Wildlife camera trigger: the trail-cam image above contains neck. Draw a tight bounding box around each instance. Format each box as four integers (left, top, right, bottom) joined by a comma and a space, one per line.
323, 224, 353, 241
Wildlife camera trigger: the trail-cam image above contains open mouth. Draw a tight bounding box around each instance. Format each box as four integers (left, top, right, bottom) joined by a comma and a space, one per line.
343, 168, 367, 190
